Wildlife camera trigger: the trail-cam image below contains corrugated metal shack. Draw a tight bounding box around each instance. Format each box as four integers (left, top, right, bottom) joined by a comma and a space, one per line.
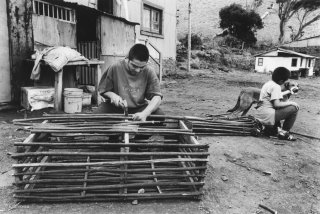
5, 0, 138, 103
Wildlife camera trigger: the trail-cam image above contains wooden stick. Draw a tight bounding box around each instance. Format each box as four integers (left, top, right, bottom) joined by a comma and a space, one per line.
11, 151, 210, 158
13, 158, 208, 168
150, 156, 162, 194
14, 166, 208, 176
290, 131, 320, 140
14, 181, 204, 193
14, 142, 208, 148
81, 156, 90, 197
14, 191, 202, 200
14, 173, 205, 185
258, 204, 278, 214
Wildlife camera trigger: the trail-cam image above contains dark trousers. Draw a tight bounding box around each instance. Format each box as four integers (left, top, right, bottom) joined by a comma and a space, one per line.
94, 102, 165, 119
274, 105, 299, 131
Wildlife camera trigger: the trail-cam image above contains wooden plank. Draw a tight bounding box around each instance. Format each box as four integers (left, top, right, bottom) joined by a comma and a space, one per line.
54, 69, 63, 111
179, 120, 199, 145
94, 64, 102, 105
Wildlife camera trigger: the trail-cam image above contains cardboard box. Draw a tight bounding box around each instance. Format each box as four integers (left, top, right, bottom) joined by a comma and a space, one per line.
21, 87, 55, 110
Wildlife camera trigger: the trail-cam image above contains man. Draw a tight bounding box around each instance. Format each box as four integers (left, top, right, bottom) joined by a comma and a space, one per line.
95, 43, 164, 121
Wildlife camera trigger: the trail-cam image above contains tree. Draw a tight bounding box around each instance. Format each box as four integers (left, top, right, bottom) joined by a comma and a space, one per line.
275, 0, 320, 43
219, 4, 263, 45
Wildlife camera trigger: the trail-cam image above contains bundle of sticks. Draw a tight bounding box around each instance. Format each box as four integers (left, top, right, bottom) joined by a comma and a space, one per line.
191, 115, 263, 136
12, 115, 209, 202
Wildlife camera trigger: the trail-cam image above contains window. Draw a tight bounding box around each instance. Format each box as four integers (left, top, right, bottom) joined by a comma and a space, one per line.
308, 59, 311, 67
142, 3, 163, 36
258, 58, 263, 66
33, 0, 76, 23
98, 0, 113, 14
291, 58, 297, 67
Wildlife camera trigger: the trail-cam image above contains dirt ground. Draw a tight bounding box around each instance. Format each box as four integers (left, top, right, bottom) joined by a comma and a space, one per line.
0, 68, 319, 214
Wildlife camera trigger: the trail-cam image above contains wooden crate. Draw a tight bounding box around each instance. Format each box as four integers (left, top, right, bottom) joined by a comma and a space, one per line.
12, 118, 209, 202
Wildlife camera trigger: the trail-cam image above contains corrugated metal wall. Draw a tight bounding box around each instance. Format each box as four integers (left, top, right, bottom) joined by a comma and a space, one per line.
77, 41, 98, 85
0, 0, 11, 103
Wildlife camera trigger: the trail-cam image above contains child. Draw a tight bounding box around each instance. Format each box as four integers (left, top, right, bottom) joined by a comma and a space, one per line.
255, 67, 299, 141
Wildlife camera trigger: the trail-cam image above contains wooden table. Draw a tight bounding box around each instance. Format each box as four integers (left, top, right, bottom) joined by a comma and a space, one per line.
27, 59, 104, 111
54, 60, 104, 111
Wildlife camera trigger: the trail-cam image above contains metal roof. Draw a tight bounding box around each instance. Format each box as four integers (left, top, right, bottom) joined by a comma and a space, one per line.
41, 0, 139, 26
254, 48, 319, 58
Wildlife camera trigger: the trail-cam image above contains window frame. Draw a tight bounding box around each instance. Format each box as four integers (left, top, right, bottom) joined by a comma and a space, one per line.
141, 1, 164, 38
33, 0, 76, 24
291, 58, 298, 67
258, 58, 263, 66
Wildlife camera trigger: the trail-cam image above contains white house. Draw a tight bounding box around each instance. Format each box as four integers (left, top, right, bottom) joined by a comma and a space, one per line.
254, 48, 318, 76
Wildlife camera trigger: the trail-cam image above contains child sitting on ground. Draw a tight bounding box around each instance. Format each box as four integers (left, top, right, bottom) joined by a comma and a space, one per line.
255, 67, 299, 141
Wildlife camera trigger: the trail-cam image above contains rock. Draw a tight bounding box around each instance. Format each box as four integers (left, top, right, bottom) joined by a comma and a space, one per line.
191, 62, 200, 69
132, 200, 138, 205
138, 188, 145, 194
167, 80, 177, 85
262, 171, 272, 176
179, 66, 187, 71
218, 66, 230, 73
221, 175, 228, 181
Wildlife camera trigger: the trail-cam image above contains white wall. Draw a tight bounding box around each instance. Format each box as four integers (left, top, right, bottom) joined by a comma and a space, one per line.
126, 0, 177, 59
255, 57, 315, 76
0, 1, 11, 102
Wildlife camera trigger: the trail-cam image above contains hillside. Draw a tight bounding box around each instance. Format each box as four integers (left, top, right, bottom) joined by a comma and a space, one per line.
177, 0, 320, 44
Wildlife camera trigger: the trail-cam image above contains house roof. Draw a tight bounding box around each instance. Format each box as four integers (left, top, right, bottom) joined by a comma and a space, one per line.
42, 0, 139, 26
254, 48, 319, 58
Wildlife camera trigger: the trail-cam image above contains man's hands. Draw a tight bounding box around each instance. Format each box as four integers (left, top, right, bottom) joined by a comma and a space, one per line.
132, 112, 149, 121
108, 93, 125, 108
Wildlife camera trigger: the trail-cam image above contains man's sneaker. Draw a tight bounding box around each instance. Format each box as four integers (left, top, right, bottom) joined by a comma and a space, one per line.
277, 129, 296, 141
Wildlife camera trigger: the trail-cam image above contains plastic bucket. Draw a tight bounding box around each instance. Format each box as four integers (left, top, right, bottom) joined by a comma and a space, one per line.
63, 88, 83, 113
82, 93, 92, 106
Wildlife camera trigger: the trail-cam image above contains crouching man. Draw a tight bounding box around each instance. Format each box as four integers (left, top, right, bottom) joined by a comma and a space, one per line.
94, 43, 164, 121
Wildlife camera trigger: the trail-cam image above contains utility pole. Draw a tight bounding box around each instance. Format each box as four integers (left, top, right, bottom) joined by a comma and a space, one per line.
187, 0, 192, 72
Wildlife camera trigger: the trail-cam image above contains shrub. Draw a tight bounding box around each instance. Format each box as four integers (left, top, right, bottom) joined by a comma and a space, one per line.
179, 33, 203, 50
